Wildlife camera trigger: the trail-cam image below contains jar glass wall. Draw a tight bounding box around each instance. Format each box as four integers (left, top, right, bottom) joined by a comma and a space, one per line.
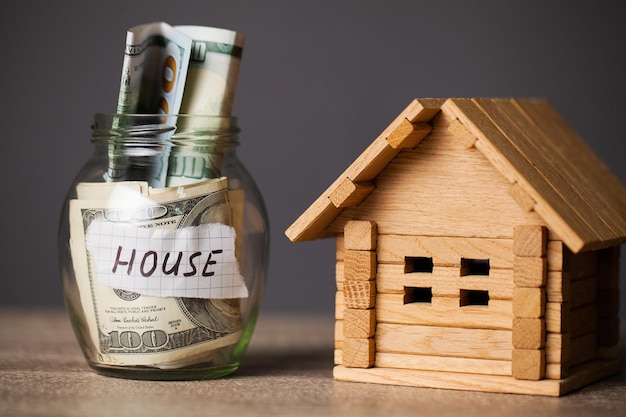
58, 114, 268, 380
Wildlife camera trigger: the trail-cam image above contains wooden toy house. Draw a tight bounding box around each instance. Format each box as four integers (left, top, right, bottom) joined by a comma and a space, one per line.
285, 98, 625, 396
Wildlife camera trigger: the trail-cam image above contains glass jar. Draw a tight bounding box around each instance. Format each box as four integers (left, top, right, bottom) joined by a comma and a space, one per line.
58, 114, 269, 380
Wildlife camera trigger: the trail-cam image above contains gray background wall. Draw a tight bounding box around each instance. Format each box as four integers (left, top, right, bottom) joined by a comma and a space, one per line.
1, 1, 624, 317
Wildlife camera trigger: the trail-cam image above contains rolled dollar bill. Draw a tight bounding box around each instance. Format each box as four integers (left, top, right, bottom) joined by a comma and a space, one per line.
175, 25, 245, 116
117, 22, 193, 114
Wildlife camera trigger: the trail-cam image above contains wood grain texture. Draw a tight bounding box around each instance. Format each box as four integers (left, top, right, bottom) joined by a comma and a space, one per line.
514, 256, 547, 288
385, 119, 432, 149
513, 287, 546, 318
343, 250, 376, 281
512, 349, 546, 380
343, 309, 376, 338
343, 337, 375, 368
513, 225, 548, 257
329, 178, 375, 208
375, 323, 512, 360
344, 220, 377, 251
513, 318, 546, 349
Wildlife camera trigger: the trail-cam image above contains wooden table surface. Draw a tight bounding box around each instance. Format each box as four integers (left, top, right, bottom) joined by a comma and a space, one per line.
1, 307, 625, 417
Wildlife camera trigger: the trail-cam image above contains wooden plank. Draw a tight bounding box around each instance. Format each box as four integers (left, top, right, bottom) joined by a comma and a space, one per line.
336, 291, 344, 319
569, 304, 597, 338
512, 318, 545, 349
512, 98, 626, 242
513, 287, 546, 318
376, 234, 514, 268
343, 337, 375, 368
443, 99, 595, 253
335, 261, 344, 290
546, 362, 569, 380
375, 352, 511, 376
343, 309, 375, 338
328, 178, 375, 208
386, 119, 432, 149
475, 98, 619, 246
513, 225, 548, 257
546, 301, 569, 334
376, 294, 513, 330
376, 263, 514, 299
376, 323, 512, 360
335, 319, 343, 349
343, 281, 376, 309
334, 358, 623, 396
547, 240, 572, 272
512, 349, 545, 380
546, 332, 570, 365
344, 220, 377, 250
343, 250, 376, 281
514, 256, 547, 288
546, 270, 571, 303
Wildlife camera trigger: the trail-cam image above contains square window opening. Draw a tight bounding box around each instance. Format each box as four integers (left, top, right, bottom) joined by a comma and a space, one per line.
460, 258, 490, 276
404, 287, 432, 304
460, 289, 490, 307
405, 256, 434, 273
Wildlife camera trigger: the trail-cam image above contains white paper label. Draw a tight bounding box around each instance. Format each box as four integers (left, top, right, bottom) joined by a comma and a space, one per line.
86, 220, 248, 299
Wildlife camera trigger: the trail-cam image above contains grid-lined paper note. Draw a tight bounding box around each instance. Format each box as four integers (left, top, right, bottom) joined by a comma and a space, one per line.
86, 220, 248, 299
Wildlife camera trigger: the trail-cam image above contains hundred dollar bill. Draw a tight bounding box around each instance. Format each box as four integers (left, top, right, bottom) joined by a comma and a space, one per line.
165, 26, 245, 188
116, 21, 192, 114
176, 25, 245, 116
107, 22, 193, 187
69, 178, 248, 368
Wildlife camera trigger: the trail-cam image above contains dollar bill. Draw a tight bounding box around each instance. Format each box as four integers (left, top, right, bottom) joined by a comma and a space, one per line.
107, 22, 193, 187
165, 26, 245, 187
176, 25, 245, 116
69, 178, 248, 368
116, 22, 192, 114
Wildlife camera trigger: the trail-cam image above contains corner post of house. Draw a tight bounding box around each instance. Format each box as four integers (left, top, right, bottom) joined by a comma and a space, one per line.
341, 220, 377, 368
512, 225, 548, 380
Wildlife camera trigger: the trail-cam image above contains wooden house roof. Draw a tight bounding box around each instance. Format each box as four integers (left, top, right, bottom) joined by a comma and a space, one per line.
285, 98, 626, 253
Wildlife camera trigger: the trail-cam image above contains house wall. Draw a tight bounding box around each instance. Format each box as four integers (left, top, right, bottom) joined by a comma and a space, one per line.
331, 113, 577, 379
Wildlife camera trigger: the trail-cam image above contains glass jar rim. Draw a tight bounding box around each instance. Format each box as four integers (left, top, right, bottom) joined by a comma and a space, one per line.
91, 113, 240, 142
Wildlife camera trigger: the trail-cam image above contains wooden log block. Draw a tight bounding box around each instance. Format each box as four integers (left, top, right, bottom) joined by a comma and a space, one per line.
446, 118, 478, 149
336, 291, 344, 319
344, 250, 376, 281
545, 362, 569, 380
343, 280, 376, 309
344, 220, 377, 251
343, 337, 375, 368
514, 256, 547, 288
512, 318, 545, 349
336, 261, 344, 290
375, 323, 512, 360
513, 287, 546, 318
375, 352, 511, 376
513, 225, 548, 257
512, 349, 545, 380
343, 308, 376, 338
329, 177, 375, 208
386, 118, 433, 149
